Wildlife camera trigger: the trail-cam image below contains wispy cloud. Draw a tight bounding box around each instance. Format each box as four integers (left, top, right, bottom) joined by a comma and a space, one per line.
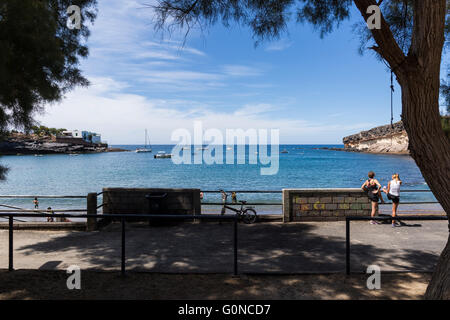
265, 39, 293, 52
222, 65, 263, 77
37, 0, 379, 144
39, 78, 370, 144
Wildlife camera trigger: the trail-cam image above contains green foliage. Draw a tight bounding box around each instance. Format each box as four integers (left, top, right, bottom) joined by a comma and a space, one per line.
0, 0, 97, 180
0, 0, 97, 132
354, 0, 415, 56
296, 0, 352, 38
30, 125, 66, 137
153, 0, 449, 101
153, 1, 355, 42
154, 0, 294, 43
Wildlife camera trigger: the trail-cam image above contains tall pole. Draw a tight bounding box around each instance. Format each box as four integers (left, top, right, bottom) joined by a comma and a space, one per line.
390, 70, 394, 128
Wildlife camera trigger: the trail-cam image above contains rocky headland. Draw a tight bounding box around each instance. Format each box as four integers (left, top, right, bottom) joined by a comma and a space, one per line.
342, 121, 409, 154
0, 133, 125, 155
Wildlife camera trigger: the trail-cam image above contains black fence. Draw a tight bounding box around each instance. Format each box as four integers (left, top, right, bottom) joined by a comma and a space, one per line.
0, 213, 239, 276
345, 215, 448, 275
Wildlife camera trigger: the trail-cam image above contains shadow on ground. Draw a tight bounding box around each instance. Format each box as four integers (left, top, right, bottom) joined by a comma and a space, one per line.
1, 221, 445, 299
5, 221, 444, 274
0, 270, 431, 300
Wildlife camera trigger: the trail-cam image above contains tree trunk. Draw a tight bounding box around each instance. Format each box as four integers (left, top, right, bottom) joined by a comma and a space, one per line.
400, 0, 450, 300
400, 74, 450, 299
354, 0, 450, 299
426, 235, 450, 299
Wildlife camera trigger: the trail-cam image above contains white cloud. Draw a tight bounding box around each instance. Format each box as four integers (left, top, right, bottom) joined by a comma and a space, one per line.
37, 78, 373, 144
222, 65, 263, 77
265, 39, 293, 52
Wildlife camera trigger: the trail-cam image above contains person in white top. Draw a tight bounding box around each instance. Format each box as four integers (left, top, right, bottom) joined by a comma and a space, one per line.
383, 173, 402, 227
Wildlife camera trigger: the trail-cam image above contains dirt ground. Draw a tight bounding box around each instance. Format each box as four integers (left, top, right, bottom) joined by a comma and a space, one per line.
0, 270, 431, 300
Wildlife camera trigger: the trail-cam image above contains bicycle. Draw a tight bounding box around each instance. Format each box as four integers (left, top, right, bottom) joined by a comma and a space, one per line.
219, 190, 257, 224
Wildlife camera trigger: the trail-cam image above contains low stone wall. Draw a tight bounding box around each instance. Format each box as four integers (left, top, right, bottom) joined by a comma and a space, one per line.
283, 189, 372, 222
102, 188, 201, 216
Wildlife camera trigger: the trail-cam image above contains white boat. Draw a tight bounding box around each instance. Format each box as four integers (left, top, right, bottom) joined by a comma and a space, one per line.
135, 129, 152, 153
154, 151, 172, 159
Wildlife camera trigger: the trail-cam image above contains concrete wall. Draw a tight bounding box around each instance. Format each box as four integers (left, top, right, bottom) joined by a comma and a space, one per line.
283, 189, 372, 222
102, 188, 201, 216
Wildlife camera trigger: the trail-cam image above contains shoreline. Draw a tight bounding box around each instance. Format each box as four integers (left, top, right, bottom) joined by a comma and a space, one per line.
317, 146, 410, 156
0, 133, 127, 155
0, 148, 129, 156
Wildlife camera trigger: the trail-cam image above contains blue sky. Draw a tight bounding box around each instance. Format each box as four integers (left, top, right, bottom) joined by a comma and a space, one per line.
38, 0, 448, 144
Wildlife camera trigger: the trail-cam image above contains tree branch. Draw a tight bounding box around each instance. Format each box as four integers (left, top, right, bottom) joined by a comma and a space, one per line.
353, 0, 407, 74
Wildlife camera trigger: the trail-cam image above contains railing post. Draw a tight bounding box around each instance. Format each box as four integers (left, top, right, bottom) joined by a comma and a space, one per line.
346, 218, 350, 275
9, 215, 13, 271
233, 215, 238, 276
121, 217, 126, 277
86, 193, 98, 231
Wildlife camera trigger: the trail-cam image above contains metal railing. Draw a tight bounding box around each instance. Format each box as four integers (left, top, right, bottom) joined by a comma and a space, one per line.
345, 215, 448, 275
200, 189, 440, 206
2, 212, 448, 276
0, 212, 239, 276
0, 195, 87, 199
0, 189, 440, 209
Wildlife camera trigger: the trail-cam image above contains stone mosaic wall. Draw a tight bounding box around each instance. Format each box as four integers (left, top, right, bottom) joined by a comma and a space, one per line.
283, 189, 372, 222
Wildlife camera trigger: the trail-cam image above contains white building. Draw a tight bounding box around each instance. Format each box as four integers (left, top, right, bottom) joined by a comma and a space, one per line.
71, 130, 82, 138
61, 130, 102, 144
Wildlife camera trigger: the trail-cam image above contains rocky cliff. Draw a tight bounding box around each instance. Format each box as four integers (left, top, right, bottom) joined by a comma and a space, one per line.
343, 121, 409, 154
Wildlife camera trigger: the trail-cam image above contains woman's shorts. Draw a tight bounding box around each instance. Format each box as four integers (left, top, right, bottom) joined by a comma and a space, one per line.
387, 193, 400, 204
368, 192, 379, 203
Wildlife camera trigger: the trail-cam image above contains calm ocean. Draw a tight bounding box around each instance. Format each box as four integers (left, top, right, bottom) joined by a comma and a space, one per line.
0, 145, 437, 215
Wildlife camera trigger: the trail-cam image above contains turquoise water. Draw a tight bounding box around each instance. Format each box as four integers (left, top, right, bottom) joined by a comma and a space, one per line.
0, 145, 436, 214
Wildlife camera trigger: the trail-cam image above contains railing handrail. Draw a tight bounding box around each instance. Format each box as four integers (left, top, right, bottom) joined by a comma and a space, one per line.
3, 212, 448, 276
201, 189, 434, 193
0, 212, 236, 219
0, 209, 87, 213
0, 195, 87, 199
0, 189, 435, 198
201, 201, 440, 205
3, 212, 240, 276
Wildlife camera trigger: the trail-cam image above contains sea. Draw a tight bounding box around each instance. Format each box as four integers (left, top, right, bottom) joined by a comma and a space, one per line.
0, 145, 440, 219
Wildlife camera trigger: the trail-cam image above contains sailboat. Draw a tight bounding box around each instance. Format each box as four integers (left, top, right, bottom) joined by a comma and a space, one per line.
135, 129, 152, 153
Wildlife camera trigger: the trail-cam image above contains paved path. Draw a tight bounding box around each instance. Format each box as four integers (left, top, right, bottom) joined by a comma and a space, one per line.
0, 221, 447, 273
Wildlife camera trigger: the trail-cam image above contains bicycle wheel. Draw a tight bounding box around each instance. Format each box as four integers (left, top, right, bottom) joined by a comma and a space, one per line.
242, 208, 257, 224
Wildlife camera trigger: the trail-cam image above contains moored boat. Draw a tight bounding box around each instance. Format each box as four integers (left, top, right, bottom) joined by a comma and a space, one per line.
154, 151, 172, 159
135, 129, 152, 153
